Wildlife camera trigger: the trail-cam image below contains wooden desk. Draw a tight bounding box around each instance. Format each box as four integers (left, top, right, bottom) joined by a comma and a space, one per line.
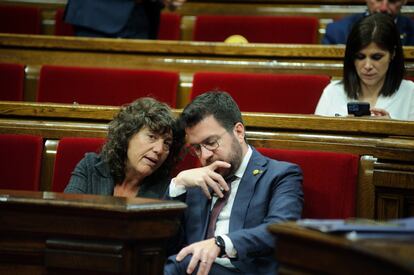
0, 189, 186, 275
268, 222, 414, 275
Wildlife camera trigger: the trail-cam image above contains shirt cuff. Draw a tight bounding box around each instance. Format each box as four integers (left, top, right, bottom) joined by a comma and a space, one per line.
169, 177, 187, 197
221, 235, 237, 258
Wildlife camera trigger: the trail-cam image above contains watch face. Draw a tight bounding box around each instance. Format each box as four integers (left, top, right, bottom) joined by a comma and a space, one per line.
215, 236, 226, 257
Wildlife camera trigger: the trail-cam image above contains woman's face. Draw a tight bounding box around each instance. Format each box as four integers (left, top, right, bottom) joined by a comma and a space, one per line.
125, 126, 173, 179
354, 42, 391, 90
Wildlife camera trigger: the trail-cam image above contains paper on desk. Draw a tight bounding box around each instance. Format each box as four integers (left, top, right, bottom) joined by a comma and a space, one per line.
296, 217, 414, 233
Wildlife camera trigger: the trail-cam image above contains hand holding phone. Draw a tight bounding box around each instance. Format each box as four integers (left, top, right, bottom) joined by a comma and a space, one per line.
347, 102, 370, 117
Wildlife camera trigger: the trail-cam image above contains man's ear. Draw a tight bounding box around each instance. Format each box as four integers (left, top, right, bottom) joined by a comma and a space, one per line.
233, 122, 245, 142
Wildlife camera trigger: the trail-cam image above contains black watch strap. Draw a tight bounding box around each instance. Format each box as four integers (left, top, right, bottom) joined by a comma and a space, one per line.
214, 236, 226, 257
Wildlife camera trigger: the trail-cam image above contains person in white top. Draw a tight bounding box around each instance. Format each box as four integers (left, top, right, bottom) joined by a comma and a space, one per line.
315, 13, 414, 121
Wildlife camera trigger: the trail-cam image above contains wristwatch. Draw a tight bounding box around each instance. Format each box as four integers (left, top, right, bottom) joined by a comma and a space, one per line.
214, 236, 226, 257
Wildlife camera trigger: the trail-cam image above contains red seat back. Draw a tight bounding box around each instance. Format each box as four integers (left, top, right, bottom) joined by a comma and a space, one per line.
158, 12, 181, 40
193, 15, 319, 44
171, 146, 201, 177
0, 5, 41, 34
0, 134, 43, 191
0, 63, 25, 101
406, 76, 414, 82
37, 65, 179, 107
54, 8, 75, 36
191, 72, 330, 114
52, 137, 106, 192
258, 148, 358, 219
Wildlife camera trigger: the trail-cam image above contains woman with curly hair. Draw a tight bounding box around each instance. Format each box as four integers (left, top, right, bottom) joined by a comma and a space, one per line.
64, 97, 182, 198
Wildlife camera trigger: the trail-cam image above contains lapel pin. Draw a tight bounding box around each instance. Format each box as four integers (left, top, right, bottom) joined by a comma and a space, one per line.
253, 169, 263, 176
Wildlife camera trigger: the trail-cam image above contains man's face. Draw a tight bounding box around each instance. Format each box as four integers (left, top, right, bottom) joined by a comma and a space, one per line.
185, 115, 244, 178
366, 0, 405, 17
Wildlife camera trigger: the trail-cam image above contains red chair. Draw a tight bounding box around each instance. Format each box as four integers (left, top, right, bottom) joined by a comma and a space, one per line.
193, 15, 319, 44
158, 12, 181, 40
171, 146, 201, 177
258, 148, 358, 219
0, 63, 25, 101
0, 5, 41, 34
52, 137, 106, 192
191, 72, 330, 114
406, 76, 414, 82
0, 134, 43, 191
37, 65, 179, 107
54, 8, 74, 36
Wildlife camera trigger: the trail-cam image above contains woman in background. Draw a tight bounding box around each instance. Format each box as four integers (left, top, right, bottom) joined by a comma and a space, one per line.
65, 97, 182, 198
315, 12, 414, 120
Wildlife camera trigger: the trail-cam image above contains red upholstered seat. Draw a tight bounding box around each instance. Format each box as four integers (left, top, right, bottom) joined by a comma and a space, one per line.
52, 137, 106, 192
0, 134, 43, 191
0, 5, 41, 34
54, 8, 74, 36
171, 146, 201, 177
191, 72, 330, 114
37, 65, 179, 107
158, 12, 181, 40
257, 148, 358, 219
406, 76, 414, 82
0, 63, 25, 101
193, 15, 319, 43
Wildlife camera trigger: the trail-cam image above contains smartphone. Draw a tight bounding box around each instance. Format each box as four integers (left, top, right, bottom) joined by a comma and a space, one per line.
347, 102, 370, 117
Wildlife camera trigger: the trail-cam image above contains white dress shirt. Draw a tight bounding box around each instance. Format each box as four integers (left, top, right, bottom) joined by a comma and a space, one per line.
169, 146, 253, 268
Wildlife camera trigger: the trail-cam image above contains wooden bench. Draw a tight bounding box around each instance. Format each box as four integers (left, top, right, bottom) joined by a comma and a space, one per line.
2, 0, 414, 42
1, 33, 414, 108
0, 101, 413, 220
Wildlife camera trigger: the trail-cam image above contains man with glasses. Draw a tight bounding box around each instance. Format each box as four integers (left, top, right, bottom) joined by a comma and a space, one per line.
164, 91, 303, 275
323, 0, 414, 45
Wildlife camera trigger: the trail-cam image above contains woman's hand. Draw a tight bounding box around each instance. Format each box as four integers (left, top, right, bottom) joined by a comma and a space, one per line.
370, 108, 391, 119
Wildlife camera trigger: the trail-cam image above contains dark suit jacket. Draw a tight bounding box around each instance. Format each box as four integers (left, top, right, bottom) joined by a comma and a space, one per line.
323, 13, 414, 46
64, 152, 169, 198
64, 0, 163, 38
169, 148, 304, 274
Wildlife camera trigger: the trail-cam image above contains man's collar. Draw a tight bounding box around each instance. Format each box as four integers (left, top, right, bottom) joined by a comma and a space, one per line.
233, 145, 252, 179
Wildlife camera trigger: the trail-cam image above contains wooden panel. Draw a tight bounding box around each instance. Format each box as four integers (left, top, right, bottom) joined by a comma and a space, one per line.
269, 222, 414, 275
0, 190, 186, 275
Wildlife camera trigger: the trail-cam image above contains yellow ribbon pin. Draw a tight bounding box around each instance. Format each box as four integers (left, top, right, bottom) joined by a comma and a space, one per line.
253, 169, 263, 176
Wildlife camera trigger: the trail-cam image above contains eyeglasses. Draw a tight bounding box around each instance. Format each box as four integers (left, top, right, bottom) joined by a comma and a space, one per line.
188, 131, 227, 157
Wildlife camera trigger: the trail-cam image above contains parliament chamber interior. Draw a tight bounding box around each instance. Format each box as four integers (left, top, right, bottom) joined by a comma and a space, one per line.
0, 0, 413, 274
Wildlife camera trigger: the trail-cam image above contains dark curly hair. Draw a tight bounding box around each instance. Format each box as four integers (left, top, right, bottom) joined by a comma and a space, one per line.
343, 13, 405, 99
101, 97, 182, 183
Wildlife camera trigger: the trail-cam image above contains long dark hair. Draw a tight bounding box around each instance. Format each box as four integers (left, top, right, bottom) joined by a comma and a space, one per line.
343, 13, 405, 99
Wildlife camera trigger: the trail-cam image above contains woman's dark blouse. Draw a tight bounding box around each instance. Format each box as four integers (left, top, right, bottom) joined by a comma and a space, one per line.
64, 153, 169, 199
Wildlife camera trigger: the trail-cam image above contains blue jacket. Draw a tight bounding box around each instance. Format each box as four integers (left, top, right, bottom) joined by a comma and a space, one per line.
167, 148, 304, 274
323, 13, 414, 46
64, 0, 163, 37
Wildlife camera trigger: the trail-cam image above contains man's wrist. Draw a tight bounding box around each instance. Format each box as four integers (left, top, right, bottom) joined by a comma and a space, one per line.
214, 236, 226, 257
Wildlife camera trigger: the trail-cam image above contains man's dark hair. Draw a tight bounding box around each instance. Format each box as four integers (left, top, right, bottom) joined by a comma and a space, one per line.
179, 91, 244, 132
343, 13, 405, 99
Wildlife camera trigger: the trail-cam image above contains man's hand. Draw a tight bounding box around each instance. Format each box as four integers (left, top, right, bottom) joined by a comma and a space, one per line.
175, 161, 231, 199
176, 238, 220, 275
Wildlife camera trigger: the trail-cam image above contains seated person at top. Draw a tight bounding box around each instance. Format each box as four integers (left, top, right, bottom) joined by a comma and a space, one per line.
64, 97, 182, 198
64, 0, 186, 39
315, 13, 414, 120
323, 0, 414, 46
